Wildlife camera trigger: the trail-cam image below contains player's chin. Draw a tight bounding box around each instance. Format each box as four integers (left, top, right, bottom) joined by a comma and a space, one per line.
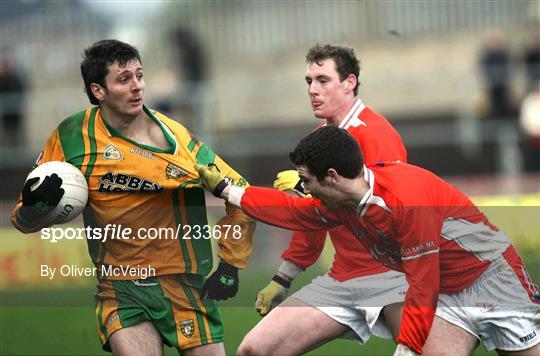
126, 103, 143, 116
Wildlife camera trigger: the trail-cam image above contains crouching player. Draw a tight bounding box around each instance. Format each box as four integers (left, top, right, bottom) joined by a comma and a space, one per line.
244, 44, 410, 355
196, 126, 540, 355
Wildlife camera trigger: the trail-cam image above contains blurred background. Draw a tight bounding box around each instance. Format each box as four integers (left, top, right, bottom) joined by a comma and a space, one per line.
1, 1, 539, 355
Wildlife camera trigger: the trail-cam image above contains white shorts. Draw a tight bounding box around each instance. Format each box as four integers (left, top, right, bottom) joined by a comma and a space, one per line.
291, 270, 408, 344
435, 255, 540, 352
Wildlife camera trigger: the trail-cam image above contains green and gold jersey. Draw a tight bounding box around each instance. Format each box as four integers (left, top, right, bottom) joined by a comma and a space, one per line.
12, 106, 256, 278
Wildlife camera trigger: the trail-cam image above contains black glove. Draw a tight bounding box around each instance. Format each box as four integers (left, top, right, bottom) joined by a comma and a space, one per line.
201, 262, 239, 301
18, 174, 65, 224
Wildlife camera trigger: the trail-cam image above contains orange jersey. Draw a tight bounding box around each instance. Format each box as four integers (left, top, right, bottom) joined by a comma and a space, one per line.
12, 106, 256, 278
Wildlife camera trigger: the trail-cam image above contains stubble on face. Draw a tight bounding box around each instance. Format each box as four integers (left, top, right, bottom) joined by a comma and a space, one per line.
101, 59, 145, 120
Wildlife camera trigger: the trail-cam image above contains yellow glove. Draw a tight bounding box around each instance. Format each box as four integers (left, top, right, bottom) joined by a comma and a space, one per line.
195, 164, 230, 197
273, 170, 306, 197
255, 279, 290, 316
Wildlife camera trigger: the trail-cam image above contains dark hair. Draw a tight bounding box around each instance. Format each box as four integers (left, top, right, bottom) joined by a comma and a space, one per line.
290, 126, 363, 182
80, 39, 142, 105
306, 44, 360, 96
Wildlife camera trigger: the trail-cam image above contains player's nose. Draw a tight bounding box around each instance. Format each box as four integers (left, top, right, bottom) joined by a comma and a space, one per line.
308, 82, 318, 95
133, 78, 144, 91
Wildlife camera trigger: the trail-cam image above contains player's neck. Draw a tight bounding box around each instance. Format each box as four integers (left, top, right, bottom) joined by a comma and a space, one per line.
344, 170, 370, 210
100, 106, 147, 135
325, 97, 357, 127
100, 106, 170, 150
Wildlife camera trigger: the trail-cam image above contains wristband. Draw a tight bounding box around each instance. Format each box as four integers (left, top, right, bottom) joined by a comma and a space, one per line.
272, 274, 291, 289
212, 179, 230, 198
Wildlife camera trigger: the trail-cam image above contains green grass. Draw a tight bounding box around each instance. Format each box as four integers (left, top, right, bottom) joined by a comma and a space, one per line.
0, 304, 498, 356
2, 267, 523, 356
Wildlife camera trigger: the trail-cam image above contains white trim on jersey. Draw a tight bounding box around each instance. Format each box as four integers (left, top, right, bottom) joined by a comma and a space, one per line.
314, 206, 330, 224
157, 119, 180, 156
357, 166, 391, 216
339, 98, 367, 130
440, 218, 510, 262
401, 248, 440, 261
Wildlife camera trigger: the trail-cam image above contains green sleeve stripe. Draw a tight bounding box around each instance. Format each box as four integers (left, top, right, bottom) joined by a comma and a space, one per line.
195, 144, 216, 165
180, 282, 208, 344
173, 189, 193, 274
179, 178, 202, 189
187, 137, 199, 152
56, 110, 86, 169
85, 107, 98, 180
183, 188, 213, 276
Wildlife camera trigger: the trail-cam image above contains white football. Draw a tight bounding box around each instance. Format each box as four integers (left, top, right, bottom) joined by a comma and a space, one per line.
26, 161, 89, 225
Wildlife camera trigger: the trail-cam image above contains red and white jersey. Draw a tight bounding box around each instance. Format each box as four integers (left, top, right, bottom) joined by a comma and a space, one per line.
237, 162, 537, 353
282, 99, 407, 280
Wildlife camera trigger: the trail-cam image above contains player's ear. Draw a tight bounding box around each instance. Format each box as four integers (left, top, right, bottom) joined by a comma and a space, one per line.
90, 83, 106, 102
344, 74, 357, 94
327, 169, 339, 184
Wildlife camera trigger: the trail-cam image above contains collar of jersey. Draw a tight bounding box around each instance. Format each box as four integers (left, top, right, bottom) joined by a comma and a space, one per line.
338, 98, 366, 129
355, 166, 375, 215
355, 166, 391, 215
100, 105, 176, 154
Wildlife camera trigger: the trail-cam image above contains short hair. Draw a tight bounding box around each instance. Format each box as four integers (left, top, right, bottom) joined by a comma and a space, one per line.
80, 39, 142, 105
290, 126, 363, 182
306, 44, 360, 95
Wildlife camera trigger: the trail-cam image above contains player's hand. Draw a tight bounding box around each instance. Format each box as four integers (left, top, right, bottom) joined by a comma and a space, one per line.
255, 279, 290, 316
201, 262, 239, 301
195, 164, 230, 197
392, 343, 418, 356
19, 175, 64, 223
273, 170, 305, 197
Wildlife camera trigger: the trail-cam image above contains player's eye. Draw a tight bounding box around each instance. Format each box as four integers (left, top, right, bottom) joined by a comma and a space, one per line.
137, 73, 143, 80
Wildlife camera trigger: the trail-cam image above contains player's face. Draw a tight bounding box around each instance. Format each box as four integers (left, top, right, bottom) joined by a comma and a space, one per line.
297, 165, 342, 210
100, 59, 145, 118
305, 59, 351, 121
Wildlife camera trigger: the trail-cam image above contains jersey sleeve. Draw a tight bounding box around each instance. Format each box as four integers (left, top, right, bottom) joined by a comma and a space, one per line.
192, 141, 256, 269
240, 186, 340, 231
11, 129, 65, 233
394, 206, 441, 354
281, 230, 327, 269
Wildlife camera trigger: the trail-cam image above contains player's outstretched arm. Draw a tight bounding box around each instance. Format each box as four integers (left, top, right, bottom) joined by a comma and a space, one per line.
195, 164, 337, 231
